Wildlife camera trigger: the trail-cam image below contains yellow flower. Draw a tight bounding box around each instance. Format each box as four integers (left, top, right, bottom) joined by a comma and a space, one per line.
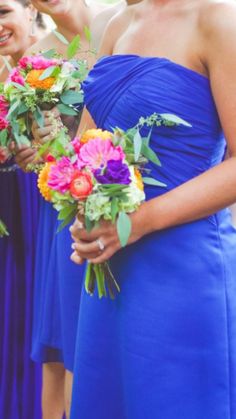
134, 168, 144, 191
38, 163, 54, 202
26, 69, 55, 90
80, 129, 112, 144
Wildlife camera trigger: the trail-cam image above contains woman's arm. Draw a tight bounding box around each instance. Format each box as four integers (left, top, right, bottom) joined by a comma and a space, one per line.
70, 2, 236, 264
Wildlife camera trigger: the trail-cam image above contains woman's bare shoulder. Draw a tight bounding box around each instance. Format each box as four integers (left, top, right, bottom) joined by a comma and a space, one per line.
199, 0, 236, 36
98, 4, 138, 56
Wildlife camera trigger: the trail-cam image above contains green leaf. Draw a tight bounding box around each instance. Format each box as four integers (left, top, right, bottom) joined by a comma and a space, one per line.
57, 208, 77, 233
33, 107, 45, 128
2, 56, 12, 72
141, 143, 161, 166
0, 129, 8, 147
111, 197, 119, 223
42, 49, 56, 59
133, 130, 142, 162
7, 99, 21, 118
16, 102, 28, 116
85, 216, 93, 232
57, 104, 78, 116
160, 113, 192, 127
60, 90, 83, 105
117, 212, 132, 247
10, 82, 26, 91
84, 26, 92, 43
143, 177, 167, 187
53, 30, 69, 45
67, 34, 81, 59
58, 204, 77, 221
39, 65, 59, 80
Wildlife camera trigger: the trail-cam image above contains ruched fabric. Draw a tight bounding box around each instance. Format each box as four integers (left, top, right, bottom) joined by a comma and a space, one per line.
71, 55, 236, 419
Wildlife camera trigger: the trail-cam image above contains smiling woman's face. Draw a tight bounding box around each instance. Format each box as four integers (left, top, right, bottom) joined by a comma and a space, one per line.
30, 0, 71, 16
0, 0, 34, 58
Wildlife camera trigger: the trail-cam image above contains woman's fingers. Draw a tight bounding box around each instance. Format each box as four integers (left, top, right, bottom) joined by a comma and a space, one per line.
71, 240, 104, 259
70, 251, 84, 265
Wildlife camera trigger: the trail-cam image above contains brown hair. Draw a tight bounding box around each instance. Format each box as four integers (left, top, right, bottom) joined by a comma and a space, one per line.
15, 0, 46, 29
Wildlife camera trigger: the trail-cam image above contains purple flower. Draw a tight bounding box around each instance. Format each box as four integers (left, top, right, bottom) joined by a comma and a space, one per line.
94, 159, 131, 185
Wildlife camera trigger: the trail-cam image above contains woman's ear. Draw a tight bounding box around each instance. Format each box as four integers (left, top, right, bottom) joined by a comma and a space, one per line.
28, 5, 38, 36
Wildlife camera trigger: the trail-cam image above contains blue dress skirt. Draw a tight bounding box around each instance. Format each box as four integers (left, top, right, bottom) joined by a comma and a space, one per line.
0, 165, 42, 419
70, 55, 236, 419
32, 199, 84, 372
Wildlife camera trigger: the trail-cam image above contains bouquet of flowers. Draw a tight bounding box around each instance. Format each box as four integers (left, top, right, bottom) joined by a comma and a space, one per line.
2, 35, 88, 161
38, 113, 190, 298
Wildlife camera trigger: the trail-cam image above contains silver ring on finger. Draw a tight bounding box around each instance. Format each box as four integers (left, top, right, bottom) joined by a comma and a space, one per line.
96, 238, 105, 252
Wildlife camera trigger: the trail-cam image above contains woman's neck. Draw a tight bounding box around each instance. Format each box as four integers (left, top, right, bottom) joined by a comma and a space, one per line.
53, 1, 91, 41
11, 27, 46, 65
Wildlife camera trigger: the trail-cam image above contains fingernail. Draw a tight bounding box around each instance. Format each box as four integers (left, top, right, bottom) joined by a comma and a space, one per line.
71, 243, 76, 250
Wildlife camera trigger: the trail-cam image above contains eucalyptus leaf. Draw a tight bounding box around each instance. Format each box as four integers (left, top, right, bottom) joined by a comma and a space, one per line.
57, 104, 78, 116
67, 34, 81, 59
117, 212, 132, 247
0, 129, 8, 146
160, 113, 192, 127
111, 197, 119, 223
42, 49, 56, 59
60, 90, 83, 105
85, 216, 93, 232
133, 130, 142, 162
53, 30, 69, 45
58, 204, 78, 221
2, 56, 12, 72
141, 143, 161, 166
33, 107, 45, 128
143, 177, 167, 187
84, 26, 92, 43
39, 65, 59, 81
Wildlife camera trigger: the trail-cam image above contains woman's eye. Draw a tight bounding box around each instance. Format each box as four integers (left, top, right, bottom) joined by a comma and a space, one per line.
0, 9, 11, 16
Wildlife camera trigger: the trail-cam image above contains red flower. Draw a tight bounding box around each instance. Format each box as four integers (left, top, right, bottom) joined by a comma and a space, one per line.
0, 116, 9, 130
70, 171, 93, 200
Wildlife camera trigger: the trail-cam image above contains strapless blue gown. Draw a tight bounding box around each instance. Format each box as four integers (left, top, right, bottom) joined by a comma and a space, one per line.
0, 167, 41, 418
70, 55, 236, 419
32, 199, 84, 371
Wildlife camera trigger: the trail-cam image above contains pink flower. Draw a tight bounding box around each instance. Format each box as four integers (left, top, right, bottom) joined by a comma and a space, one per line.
48, 156, 76, 193
8, 68, 25, 86
0, 146, 11, 164
71, 137, 82, 154
78, 138, 125, 169
0, 116, 9, 130
0, 96, 9, 118
19, 55, 60, 70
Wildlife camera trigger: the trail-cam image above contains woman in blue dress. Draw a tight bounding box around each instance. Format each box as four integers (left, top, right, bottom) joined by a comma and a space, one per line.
70, 0, 236, 418
15, 1, 127, 416
0, 1, 46, 418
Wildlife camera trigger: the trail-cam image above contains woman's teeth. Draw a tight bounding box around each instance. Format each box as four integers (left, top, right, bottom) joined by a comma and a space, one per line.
0, 34, 11, 43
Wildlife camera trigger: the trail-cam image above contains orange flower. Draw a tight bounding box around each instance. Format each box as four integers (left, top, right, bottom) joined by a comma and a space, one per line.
38, 163, 54, 201
26, 69, 55, 90
80, 129, 112, 144
70, 171, 93, 200
134, 168, 144, 191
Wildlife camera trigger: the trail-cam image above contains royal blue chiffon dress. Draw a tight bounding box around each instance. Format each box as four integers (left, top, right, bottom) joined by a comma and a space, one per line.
32, 198, 84, 372
0, 166, 42, 418
70, 55, 236, 419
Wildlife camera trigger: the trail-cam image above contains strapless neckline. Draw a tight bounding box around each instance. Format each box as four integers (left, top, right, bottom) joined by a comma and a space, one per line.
98, 54, 209, 83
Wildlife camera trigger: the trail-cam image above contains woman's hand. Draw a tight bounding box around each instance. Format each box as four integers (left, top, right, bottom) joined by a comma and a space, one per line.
32, 107, 63, 144
14, 146, 41, 172
70, 205, 148, 265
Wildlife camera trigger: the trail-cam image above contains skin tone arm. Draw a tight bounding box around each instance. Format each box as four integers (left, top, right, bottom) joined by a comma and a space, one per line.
70, 1, 236, 265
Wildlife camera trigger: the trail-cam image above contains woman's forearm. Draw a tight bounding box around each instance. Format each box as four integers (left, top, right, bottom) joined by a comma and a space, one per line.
139, 156, 236, 235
